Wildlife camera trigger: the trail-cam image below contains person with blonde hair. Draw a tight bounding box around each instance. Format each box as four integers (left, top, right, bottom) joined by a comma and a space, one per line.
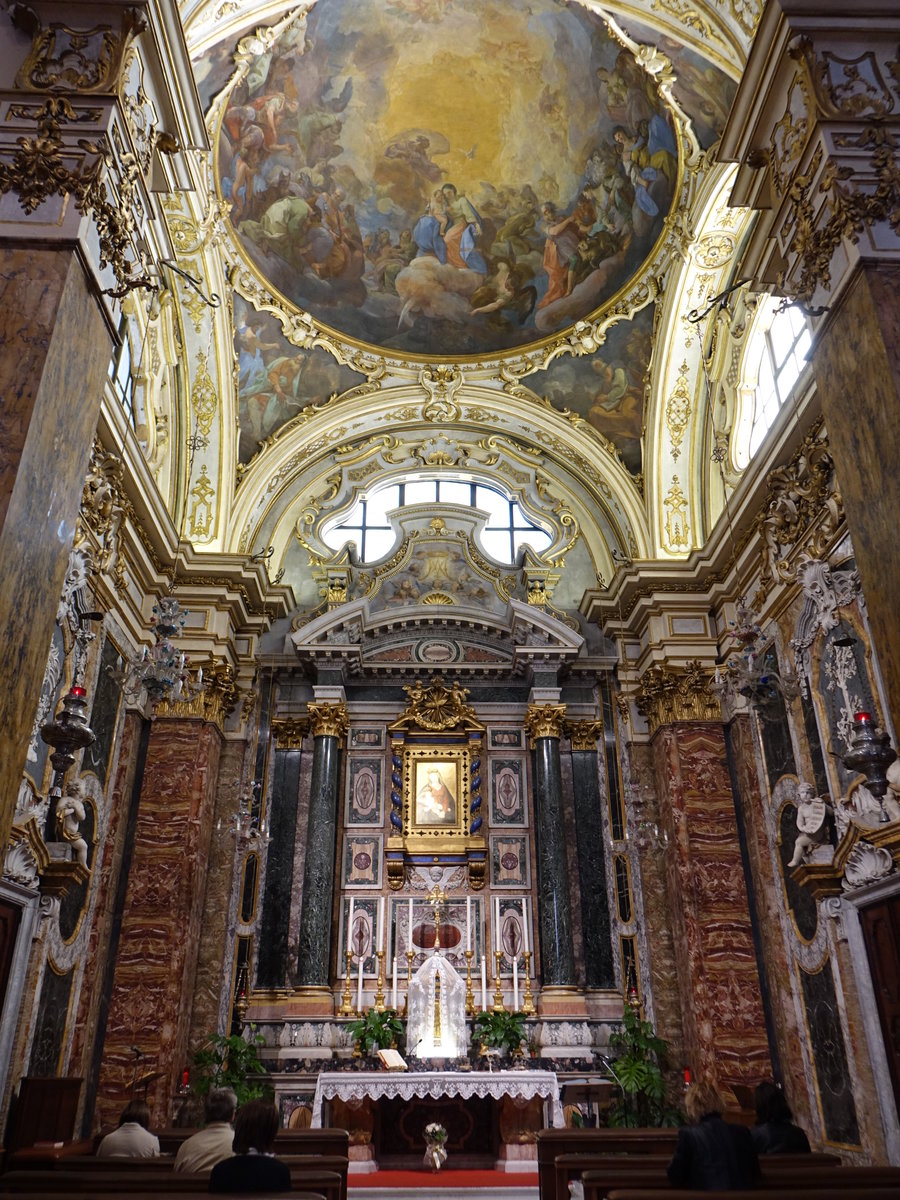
667, 1080, 759, 1189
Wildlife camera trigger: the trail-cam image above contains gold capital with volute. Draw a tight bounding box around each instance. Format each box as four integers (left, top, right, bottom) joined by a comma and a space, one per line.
307, 701, 350, 741
563, 719, 604, 752
523, 703, 567, 747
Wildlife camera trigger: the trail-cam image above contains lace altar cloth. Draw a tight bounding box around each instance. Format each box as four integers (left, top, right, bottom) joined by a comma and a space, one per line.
311, 1069, 564, 1128
406, 953, 469, 1059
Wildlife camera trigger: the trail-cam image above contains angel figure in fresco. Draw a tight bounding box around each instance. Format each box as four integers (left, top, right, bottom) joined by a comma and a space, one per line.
438, 184, 487, 273
416, 767, 457, 825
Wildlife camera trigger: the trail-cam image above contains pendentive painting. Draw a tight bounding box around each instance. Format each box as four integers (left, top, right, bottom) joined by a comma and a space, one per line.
215, 0, 680, 358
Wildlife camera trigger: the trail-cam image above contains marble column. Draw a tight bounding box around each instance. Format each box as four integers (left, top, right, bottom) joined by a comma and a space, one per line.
0, 248, 110, 855
97, 713, 223, 1126
637, 664, 771, 1091
524, 703, 576, 992
295, 702, 349, 1001
813, 265, 900, 733
566, 720, 615, 989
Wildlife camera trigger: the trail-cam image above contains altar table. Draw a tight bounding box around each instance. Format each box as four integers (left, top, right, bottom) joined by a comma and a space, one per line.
311, 1069, 564, 1129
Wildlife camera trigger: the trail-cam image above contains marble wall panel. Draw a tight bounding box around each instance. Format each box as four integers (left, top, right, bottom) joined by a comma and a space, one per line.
97, 718, 222, 1126
653, 722, 769, 1090
0, 248, 110, 854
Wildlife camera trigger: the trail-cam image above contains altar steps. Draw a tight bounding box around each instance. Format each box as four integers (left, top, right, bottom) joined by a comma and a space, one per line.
349, 1167, 539, 1199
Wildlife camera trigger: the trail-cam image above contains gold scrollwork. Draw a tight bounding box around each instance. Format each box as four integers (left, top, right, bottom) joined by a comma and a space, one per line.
75, 437, 127, 593
663, 475, 690, 549
188, 465, 216, 541
523, 703, 567, 745
14, 10, 146, 94
791, 39, 895, 119
307, 701, 350, 741
390, 677, 483, 734
665, 362, 692, 460
634, 660, 721, 737
155, 662, 239, 732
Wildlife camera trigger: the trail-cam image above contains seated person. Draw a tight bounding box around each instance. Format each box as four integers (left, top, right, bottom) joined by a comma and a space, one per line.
667, 1081, 760, 1190
174, 1087, 237, 1173
209, 1099, 290, 1193
751, 1080, 811, 1154
97, 1098, 160, 1158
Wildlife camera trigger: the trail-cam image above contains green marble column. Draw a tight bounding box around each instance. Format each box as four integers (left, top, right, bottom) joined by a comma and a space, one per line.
525, 703, 576, 987
567, 720, 615, 988
296, 702, 349, 989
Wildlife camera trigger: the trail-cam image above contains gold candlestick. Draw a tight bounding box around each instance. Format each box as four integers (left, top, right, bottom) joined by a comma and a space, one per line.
521, 950, 536, 1015
373, 949, 386, 1011
338, 949, 355, 1016
464, 949, 475, 1016
493, 949, 506, 1012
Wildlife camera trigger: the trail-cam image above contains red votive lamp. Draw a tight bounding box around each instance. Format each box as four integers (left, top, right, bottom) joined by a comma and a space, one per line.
854, 712, 872, 723
70, 686, 86, 697
182, 1067, 190, 1089
683, 1067, 692, 1086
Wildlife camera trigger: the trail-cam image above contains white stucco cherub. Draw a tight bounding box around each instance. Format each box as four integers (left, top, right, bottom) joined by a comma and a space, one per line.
884, 759, 900, 823
55, 780, 89, 868
787, 781, 832, 868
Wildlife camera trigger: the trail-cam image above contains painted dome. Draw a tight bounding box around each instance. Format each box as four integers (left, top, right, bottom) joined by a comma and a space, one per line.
216, 0, 681, 359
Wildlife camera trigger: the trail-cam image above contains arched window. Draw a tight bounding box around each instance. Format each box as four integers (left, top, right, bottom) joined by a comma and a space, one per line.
322, 477, 553, 564
733, 299, 811, 470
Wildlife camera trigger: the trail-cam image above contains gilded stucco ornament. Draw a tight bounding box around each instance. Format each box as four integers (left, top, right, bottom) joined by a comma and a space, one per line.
563, 719, 604, 752
634, 660, 721, 736
307, 701, 350, 740
663, 475, 690, 550
523, 704, 567, 745
13, 7, 146, 93
155, 661, 240, 731
271, 716, 310, 749
664, 362, 692, 460
391, 677, 482, 735
75, 438, 127, 594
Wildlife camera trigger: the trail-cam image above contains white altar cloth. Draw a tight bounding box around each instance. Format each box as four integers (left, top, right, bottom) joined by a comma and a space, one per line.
311, 1069, 564, 1128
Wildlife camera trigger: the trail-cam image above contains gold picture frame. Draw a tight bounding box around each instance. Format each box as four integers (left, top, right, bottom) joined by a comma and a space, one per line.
404, 746, 470, 838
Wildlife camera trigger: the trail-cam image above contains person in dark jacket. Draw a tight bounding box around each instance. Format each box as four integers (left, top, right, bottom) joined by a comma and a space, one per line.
668, 1081, 760, 1190
751, 1080, 811, 1155
209, 1100, 290, 1194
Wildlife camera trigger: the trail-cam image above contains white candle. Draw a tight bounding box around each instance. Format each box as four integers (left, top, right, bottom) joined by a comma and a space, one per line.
466, 897, 471, 952
513, 957, 519, 1011
392, 957, 398, 1009
357, 951, 364, 1013
348, 898, 355, 956
377, 897, 385, 954
408, 897, 414, 953
495, 897, 501, 954
481, 955, 487, 1011
521, 897, 529, 954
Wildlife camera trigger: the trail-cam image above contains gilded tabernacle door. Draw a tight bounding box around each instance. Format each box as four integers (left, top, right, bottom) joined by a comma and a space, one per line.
386, 677, 487, 891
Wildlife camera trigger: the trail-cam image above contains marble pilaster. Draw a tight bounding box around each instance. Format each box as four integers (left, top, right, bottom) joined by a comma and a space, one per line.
295, 703, 348, 998
97, 715, 222, 1126
652, 720, 771, 1092
569, 740, 614, 989
525, 705, 576, 993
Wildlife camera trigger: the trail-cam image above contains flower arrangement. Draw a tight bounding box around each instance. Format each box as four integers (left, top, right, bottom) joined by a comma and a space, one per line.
423, 1122, 448, 1171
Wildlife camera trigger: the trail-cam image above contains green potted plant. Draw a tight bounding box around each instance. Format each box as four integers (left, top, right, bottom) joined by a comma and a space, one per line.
472, 1009, 527, 1057
191, 1029, 270, 1104
605, 1003, 681, 1127
347, 1009, 404, 1056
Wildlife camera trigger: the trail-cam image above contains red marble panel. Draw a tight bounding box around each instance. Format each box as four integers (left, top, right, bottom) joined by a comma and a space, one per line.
653, 722, 770, 1092
98, 718, 222, 1127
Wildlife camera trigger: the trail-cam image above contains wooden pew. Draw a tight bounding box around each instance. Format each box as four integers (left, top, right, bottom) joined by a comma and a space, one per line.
156, 1127, 350, 1158
0, 1167, 342, 1200
584, 1165, 900, 1200
0, 1193, 325, 1200
537, 1129, 681, 1200
604, 1185, 900, 1200
557, 1150, 838, 1200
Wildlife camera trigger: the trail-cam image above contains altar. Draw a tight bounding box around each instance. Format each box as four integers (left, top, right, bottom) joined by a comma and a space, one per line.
311, 1069, 564, 1170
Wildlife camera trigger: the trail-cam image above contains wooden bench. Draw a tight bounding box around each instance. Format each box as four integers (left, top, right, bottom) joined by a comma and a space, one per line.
583, 1166, 900, 1200
156, 1128, 350, 1158
0, 1167, 342, 1200
0, 1193, 325, 1200
537, 1127, 682, 1200
604, 1187, 900, 1200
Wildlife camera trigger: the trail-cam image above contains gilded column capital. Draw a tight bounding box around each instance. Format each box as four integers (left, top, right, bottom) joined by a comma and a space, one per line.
154, 662, 238, 733
271, 716, 309, 750
634, 660, 721, 738
563, 719, 604, 752
307, 701, 350, 742
523, 703, 567, 747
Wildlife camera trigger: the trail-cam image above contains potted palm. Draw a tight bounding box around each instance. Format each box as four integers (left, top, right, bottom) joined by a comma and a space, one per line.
191, 1029, 270, 1104
347, 1009, 404, 1058
472, 1009, 527, 1059
605, 1003, 681, 1127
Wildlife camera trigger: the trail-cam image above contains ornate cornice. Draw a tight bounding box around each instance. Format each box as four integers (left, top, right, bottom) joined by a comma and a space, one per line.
563, 719, 604, 752
271, 716, 309, 750
154, 661, 239, 731
634, 660, 721, 737
307, 701, 350, 741
523, 703, 567, 746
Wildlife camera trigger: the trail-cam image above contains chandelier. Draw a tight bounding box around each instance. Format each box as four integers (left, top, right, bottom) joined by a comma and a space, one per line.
219, 779, 269, 844
712, 599, 799, 713
116, 595, 203, 705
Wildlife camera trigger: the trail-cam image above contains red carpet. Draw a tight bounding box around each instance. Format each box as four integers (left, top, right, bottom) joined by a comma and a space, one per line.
349, 1169, 539, 1189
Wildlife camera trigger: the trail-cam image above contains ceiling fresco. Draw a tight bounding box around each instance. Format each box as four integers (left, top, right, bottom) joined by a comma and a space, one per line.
214, 0, 683, 358
234, 291, 365, 464
534, 303, 654, 476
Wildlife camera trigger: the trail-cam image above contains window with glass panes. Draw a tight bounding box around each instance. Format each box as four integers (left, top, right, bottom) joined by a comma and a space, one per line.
735, 302, 811, 469
322, 479, 552, 564
107, 320, 136, 424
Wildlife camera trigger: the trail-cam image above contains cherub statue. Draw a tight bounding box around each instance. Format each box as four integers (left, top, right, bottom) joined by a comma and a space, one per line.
884, 759, 900, 823
55, 780, 89, 867
787, 781, 833, 868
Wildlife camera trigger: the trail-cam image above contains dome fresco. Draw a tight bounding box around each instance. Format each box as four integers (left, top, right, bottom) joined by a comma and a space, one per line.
215, 0, 683, 358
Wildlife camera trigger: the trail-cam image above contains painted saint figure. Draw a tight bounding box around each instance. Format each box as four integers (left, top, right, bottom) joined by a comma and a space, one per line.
416, 766, 457, 825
